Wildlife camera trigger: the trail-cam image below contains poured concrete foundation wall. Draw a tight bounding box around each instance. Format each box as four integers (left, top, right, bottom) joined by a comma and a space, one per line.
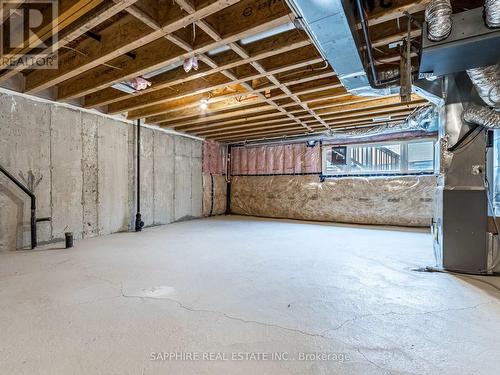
231, 175, 435, 227
0, 93, 202, 251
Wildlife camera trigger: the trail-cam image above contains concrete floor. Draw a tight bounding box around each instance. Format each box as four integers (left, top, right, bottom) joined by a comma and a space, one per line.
1, 216, 499, 375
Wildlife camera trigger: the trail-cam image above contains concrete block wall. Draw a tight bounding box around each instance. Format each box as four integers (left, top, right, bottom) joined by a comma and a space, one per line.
0, 92, 202, 251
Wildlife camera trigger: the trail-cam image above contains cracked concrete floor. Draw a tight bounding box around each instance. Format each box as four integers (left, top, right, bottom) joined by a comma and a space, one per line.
1, 215, 500, 375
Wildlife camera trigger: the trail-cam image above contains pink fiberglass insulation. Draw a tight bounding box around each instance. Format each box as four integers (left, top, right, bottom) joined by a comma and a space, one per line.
231, 143, 321, 175
203, 141, 226, 175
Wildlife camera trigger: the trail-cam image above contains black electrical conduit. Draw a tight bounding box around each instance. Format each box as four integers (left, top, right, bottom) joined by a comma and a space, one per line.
0, 165, 50, 249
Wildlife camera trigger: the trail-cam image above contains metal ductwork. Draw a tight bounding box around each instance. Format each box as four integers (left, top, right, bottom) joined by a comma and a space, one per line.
466, 64, 500, 108
463, 104, 500, 128
425, 0, 453, 41
286, 0, 448, 108
485, 0, 500, 28
432, 72, 496, 274
285, 0, 398, 97
420, 7, 500, 77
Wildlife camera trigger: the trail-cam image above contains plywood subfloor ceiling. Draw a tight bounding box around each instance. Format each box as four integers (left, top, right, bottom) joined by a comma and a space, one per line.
0, 0, 435, 143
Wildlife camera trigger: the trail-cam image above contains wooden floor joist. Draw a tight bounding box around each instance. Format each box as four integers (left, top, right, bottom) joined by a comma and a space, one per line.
0, 0, 431, 142
0, 0, 139, 83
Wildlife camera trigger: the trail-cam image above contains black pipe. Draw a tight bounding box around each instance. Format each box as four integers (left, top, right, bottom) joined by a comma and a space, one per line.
354, 0, 405, 88
0, 165, 37, 249
135, 119, 144, 232
209, 173, 215, 216
65, 232, 73, 249
225, 145, 232, 215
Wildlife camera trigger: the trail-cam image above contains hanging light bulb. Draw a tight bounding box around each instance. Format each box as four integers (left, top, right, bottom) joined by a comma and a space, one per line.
200, 99, 208, 110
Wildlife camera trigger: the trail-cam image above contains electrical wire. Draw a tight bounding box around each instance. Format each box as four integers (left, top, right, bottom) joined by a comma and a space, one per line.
60, 46, 123, 71
419, 267, 500, 288
447, 126, 484, 154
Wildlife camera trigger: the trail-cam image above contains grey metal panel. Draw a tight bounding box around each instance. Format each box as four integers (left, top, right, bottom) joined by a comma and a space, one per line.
441, 189, 488, 273
440, 74, 486, 188
420, 7, 500, 76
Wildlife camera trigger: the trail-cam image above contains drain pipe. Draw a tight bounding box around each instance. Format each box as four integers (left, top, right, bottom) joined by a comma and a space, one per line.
225, 145, 232, 215
0, 165, 37, 249
135, 119, 144, 232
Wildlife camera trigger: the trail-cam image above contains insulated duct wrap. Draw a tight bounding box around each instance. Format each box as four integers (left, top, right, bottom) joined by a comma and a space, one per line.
467, 64, 500, 108
485, 0, 500, 28
230, 175, 435, 227
425, 0, 453, 41
463, 104, 500, 128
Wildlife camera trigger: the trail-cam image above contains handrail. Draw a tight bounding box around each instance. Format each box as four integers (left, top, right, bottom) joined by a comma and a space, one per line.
0, 165, 37, 249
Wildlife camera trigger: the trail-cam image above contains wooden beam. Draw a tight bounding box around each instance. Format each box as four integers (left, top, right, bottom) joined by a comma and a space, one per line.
193, 100, 426, 136
56, 1, 292, 100
0, 0, 140, 83
24, 0, 241, 93
106, 43, 320, 114
303, 95, 423, 117
154, 84, 347, 129
83, 29, 310, 108
367, 0, 429, 26
214, 117, 411, 142
126, 67, 333, 121
175, 0, 311, 135
82, 23, 410, 111
172, 111, 291, 131
196, 117, 300, 135
213, 126, 315, 141
197, 119, 311, 137
133, 69, 335, 122
315, 101, 426, 122
0, 0, 105, 71
212, 115, 413, 142
228, 40, 331, 129
126, 58, 330, 119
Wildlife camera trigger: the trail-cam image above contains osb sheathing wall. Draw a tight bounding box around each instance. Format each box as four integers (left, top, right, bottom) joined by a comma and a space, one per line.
202, 141, 227, 216
230, 175, 436, 227
202, 174, 227, 216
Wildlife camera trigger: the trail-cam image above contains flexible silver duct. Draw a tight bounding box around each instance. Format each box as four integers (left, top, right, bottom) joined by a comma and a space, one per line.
328, 106, 436, 138
463, 104, 500, 128
425, 0, 453, 41
467, 64, 500, 108
485, 0, 500, 28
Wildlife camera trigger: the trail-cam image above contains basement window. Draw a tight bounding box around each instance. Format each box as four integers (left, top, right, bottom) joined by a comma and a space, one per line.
322, 139, 436, 176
